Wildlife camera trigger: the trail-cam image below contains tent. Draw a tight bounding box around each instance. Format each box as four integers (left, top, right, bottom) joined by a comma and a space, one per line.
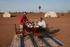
3, 12, 11, 17
44, 11, 58, 18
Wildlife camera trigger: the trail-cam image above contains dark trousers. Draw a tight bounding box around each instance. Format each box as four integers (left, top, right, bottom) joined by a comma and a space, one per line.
38, 26, 47, 37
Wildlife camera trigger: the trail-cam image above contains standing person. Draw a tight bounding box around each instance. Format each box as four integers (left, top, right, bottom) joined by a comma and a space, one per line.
17, 12, 28, 47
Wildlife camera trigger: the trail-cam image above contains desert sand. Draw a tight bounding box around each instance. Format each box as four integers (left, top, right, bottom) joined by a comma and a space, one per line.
0, 12, 70, 47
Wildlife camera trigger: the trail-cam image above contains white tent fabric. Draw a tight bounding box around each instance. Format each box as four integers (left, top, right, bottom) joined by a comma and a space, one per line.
44, 11, 58, 18
3, 12, 11, 17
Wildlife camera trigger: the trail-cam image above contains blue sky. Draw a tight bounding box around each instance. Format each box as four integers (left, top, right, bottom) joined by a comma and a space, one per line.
0, 0, 70, 12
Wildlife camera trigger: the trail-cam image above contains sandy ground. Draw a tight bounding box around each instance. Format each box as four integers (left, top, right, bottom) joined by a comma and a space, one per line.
0, 13, 70, 47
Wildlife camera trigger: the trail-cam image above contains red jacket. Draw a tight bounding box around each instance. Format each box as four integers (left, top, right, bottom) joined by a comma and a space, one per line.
19, 15, 28, 25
